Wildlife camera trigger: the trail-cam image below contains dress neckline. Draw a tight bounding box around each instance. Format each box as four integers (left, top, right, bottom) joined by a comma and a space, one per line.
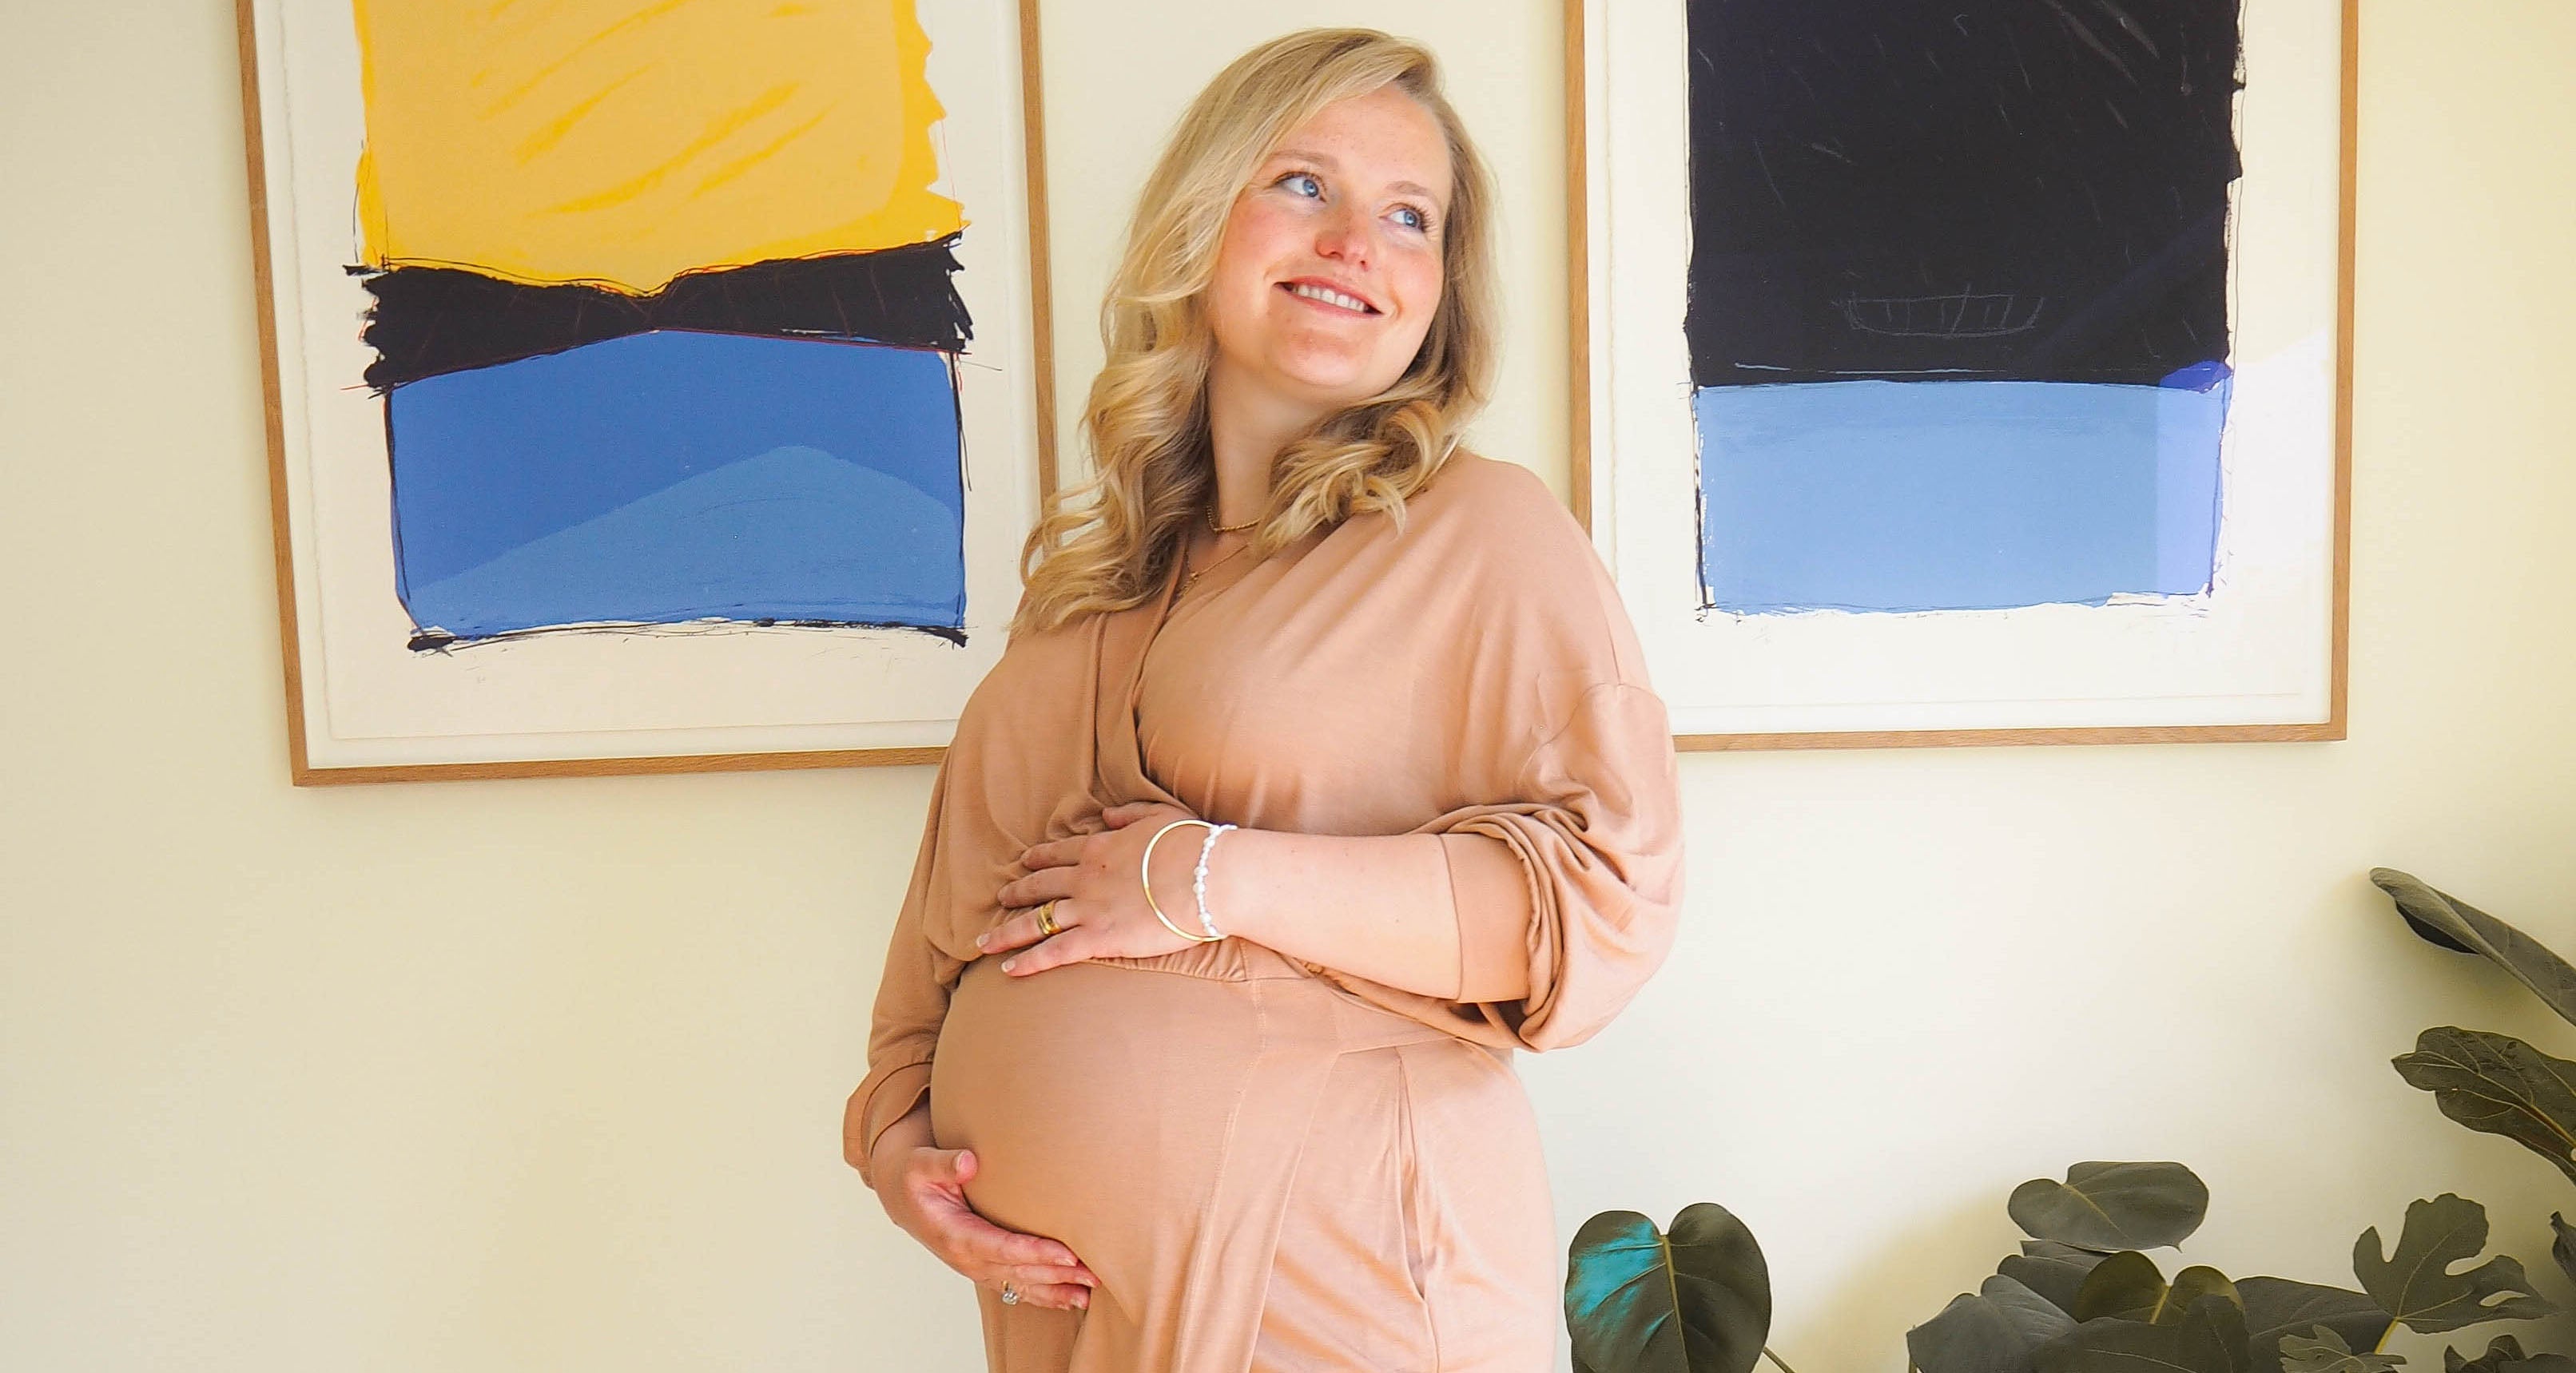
1169, 531, 1264, 614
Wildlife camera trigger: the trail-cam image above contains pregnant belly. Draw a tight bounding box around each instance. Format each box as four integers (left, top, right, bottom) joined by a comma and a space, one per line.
929, 957, 1282, 1268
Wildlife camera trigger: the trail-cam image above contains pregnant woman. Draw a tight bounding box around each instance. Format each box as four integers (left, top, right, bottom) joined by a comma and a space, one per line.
845, 29, 1684, 1373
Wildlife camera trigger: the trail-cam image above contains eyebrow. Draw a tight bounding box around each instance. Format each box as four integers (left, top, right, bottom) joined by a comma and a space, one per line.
1266, 145, 1447, 206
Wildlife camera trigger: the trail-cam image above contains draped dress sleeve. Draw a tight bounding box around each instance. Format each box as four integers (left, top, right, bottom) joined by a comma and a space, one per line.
1329, 455, 1686, 1053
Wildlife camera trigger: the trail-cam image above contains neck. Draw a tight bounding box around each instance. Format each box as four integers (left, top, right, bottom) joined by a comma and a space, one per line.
1204, 359, 1329, 527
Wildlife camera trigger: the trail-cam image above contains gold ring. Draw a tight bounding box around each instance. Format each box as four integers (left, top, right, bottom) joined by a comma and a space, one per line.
1035, 902, 1062, 938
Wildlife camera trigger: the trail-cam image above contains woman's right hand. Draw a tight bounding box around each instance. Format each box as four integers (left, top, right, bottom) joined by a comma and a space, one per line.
870, 1111, 1098, 1311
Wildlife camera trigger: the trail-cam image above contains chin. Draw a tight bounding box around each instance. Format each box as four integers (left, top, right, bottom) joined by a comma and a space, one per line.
1271, 351, 1401, 408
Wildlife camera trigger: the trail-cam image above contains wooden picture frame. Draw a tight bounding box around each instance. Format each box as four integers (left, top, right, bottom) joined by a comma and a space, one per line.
1567, 0, 2356, 750
235, 0, 1059, 784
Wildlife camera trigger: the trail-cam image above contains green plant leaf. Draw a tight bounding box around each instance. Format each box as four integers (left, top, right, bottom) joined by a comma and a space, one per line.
2371, 870, 2576, 1028
2164, 1269, 2244, 1326
2036, 1317, 2192, 1373
1907, 1280, 2084, 1373
2279, 1327, 2403, 1373
2180, 1296, 2257, 1373
2392, 1028, 2576, 1185
2550, 1214, 2576, 1292
2006, 1243, 2116, 1315
2352, 1194, 2558, 1335
1985, 1274, 2081, 1344
1566, 1204, 1770, 1373
2011, 1163, 2212, 1252
2064, 1255, 2246, 1327
2237, 1278, 2393, 1371
2075, 1252, 2171, 1322
2443, 1334, 2576, 1373
1911, 1293, 2042, 1373
2447, 1335, 2524, 1373
2033, 1296, 2253, 1373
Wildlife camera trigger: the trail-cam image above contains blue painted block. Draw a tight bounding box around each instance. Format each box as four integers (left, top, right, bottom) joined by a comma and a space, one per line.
386, 331, 966, 639
1695, 375, 2229, 614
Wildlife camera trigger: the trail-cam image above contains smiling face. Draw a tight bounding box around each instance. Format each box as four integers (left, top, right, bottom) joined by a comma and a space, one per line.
1203, 85, 1454, 427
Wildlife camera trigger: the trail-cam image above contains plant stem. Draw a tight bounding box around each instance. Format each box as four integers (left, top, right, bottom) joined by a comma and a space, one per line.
1762, 1347, 1802, 1373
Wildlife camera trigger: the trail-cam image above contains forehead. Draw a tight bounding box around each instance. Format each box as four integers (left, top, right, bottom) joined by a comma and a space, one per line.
1262, 86, 1453, 205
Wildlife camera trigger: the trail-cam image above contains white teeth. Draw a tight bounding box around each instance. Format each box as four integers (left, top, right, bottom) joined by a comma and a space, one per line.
1290, 283, 1371, 312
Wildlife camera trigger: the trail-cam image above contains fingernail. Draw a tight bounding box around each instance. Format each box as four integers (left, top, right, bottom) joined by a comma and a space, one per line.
1074, 1293, 1088, 1309
975, 932, 989, 949
1001, 959, 1016, 973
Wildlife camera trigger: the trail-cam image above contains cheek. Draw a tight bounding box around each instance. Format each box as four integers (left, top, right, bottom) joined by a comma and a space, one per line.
1206, 206, 1291, 347
1389, 257, 1446, 353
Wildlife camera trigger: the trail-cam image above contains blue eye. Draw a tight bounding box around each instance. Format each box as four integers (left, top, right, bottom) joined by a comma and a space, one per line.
1392, 205, 1430, 232
1280, 172, 1322, 198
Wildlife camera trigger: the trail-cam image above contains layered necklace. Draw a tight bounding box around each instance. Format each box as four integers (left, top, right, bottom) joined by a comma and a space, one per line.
1180, 505, 1261, 597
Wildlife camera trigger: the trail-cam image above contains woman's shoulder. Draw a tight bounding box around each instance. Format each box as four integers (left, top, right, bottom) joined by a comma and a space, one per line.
1404, 451, 1603, 581
1389, 450, 1654, 685
1415, 451, 1575, 530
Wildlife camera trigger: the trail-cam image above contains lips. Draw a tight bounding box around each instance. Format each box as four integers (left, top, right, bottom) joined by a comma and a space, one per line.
1279, 277, 1380, 315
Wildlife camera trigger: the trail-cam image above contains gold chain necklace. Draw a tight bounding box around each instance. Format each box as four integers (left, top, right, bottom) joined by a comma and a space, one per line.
1180, 506, 1259, 596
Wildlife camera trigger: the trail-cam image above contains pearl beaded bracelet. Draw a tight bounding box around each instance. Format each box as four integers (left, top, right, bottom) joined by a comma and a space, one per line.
1139, 819, 1227, 944
1191, 823, 1234, 940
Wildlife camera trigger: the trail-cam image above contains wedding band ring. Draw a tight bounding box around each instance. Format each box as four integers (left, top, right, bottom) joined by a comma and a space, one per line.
1000, 1281, 1021, 1306
1035, 902, 1062, 938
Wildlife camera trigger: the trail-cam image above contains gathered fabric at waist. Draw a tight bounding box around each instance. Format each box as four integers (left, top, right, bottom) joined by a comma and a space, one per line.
952, 941, 1473, 1056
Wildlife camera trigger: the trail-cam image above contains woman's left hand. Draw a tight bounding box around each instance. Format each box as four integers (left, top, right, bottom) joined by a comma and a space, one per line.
980, 801, 1215, 976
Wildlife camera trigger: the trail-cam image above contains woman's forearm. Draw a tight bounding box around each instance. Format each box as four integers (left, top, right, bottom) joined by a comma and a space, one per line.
1182, 827, 1532, 1002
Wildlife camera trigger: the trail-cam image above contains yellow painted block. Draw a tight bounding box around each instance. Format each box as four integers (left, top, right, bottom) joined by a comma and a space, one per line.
353, 0, 964, 294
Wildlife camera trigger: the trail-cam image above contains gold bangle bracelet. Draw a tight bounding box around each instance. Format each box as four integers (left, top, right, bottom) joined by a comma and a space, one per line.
1140, 819, 1223, 943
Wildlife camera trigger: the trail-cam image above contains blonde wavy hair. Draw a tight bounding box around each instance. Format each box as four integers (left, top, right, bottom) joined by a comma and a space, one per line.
1012, 28, 1500, 635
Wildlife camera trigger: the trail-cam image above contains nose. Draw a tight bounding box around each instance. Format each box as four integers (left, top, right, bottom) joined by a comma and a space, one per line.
1313, 200, 1377, 272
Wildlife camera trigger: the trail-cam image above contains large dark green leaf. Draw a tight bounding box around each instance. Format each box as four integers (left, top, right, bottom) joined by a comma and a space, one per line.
2074, 1256, 2245, 1328
2076, 1252, 2172, 1322
1986, 1275, 2082, 1345
2277, 1327, 2402, 1373
2033, 1297, 2253, 1373
2012, 1163, 2212, 1252
2392, 1029, 2576, 1185
2008, 1243, 2117, 1315
2237, 1278, 2393, 1372
2551, 1214, 2576, 1291
2165, 1270, 2244, 1326
1912, 1293, 2042, 1373
2352, 1195, 2557, 1335
2444, 1334, 2576, 1373
1566, 1204, 1770, 1373
1910, 1279, 2084, 1373
2371, 870, 2576, 1028
2182, 1298, 2257, 1373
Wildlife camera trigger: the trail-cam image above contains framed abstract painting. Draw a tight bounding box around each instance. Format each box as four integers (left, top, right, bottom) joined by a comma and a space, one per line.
1570, 0, 2355, 747
235, 0, 1055, 782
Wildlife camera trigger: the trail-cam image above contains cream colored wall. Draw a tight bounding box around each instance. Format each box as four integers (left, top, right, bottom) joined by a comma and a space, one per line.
2, 2, 2570, 1368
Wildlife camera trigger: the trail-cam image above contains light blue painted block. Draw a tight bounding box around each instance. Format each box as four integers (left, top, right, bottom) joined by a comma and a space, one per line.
1695, 377, 2228, 614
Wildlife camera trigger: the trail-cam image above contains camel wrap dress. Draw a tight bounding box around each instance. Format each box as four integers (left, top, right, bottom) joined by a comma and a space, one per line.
846, 454, 1684, 1372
